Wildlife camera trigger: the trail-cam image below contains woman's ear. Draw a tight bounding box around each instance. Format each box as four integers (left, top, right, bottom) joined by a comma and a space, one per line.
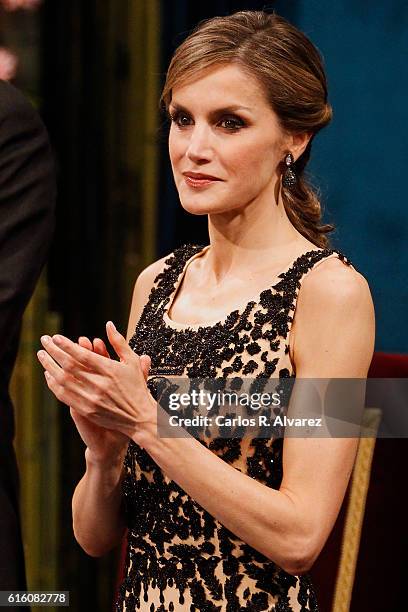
289, 131, 313, 162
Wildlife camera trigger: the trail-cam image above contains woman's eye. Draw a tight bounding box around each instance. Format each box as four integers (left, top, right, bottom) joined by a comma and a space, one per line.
169, 111, 244, 131
219, 117, 244, 130
170, 112, 191, 127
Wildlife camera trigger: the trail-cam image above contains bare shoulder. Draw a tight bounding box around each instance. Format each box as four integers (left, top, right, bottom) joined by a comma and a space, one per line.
301, 255, 373, 308
136, 253, 172, 292
126, 251, 173, 341
290, 255, 375, 377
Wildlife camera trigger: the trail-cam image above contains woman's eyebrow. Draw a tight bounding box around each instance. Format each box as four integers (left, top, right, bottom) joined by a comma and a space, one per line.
169, 102, 252, 116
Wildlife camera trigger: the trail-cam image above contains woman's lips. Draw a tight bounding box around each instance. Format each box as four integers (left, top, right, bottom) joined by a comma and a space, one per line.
184, 175, 221, 188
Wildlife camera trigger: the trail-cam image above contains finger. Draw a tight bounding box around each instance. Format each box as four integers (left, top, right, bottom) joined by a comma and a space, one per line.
37, 350, 95, 398
78, 336, 93, 350
139, 354, 151, 381
46, 334, 108, 374
106, 321, 136, 362
43, 370, 93, 409
37, 349, 64, 380
78, 336, 111, 359
39, 337, 94, 383
93, 338, 111, 358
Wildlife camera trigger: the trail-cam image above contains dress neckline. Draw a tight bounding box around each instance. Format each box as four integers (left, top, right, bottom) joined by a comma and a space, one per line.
162, 243, 326, 330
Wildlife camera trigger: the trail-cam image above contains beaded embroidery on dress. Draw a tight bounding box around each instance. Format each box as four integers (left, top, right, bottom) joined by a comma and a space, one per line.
115, 243, 354, 612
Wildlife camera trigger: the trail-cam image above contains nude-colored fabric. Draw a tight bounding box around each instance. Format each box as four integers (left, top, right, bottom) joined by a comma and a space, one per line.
116, 243, 354, 612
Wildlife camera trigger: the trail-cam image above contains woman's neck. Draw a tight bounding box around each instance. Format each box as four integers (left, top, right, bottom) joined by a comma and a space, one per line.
205, 191, 311, 283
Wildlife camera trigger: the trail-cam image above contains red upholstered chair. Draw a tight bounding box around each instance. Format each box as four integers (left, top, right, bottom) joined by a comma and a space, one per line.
114, 352, 408, 611
310, 351, 408, 612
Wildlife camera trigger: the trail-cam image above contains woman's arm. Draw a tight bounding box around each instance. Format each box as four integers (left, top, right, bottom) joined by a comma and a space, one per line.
71, 450, 127, 557
135, 260, 375, 574
41, 257, 374, 568
70, 255, 169, 556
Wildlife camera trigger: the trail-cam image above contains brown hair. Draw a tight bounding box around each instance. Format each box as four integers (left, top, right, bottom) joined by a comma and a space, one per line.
160, 10, 335, 248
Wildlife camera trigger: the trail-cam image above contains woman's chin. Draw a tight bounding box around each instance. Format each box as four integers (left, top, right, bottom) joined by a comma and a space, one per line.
180, 199, 246, 216
179, 199, 222, 216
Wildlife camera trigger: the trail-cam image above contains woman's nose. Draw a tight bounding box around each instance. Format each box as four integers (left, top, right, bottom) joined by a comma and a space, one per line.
186, 125, 213, 162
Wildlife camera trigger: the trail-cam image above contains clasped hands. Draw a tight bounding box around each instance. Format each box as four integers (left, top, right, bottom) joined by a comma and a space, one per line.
36, 321, 157, 451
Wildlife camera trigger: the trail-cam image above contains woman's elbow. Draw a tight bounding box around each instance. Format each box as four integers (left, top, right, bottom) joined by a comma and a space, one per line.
78, 542, 106, 558
73, 528, 106, 557
268, 533, 319, 576
73, 524, 125, 558
280, 553, 314, 576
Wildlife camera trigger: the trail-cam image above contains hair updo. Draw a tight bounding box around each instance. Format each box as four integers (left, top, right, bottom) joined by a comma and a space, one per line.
160, 10, 334, 248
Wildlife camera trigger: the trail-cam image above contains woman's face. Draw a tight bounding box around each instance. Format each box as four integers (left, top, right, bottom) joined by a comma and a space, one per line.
168, 63, 290, 216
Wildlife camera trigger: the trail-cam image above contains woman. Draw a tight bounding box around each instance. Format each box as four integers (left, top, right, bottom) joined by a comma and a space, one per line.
37, 10, 375, 612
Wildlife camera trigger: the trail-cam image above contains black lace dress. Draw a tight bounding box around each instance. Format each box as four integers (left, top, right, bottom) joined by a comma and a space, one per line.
115, 243, 353, 612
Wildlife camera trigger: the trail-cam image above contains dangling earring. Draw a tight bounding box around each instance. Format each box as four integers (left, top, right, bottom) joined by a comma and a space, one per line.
282, 152, 297, 189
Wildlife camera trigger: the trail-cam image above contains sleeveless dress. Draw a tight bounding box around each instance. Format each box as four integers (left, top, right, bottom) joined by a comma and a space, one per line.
115, 243, 354, 612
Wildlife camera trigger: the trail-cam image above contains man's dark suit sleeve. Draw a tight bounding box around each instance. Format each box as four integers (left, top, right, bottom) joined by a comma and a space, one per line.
0, 80, 56, 366
0, 81, 56, 595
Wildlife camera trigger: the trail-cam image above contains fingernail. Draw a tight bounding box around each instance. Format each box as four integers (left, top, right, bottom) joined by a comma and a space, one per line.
108, 321, 117, 331
41, 335, 51, 344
